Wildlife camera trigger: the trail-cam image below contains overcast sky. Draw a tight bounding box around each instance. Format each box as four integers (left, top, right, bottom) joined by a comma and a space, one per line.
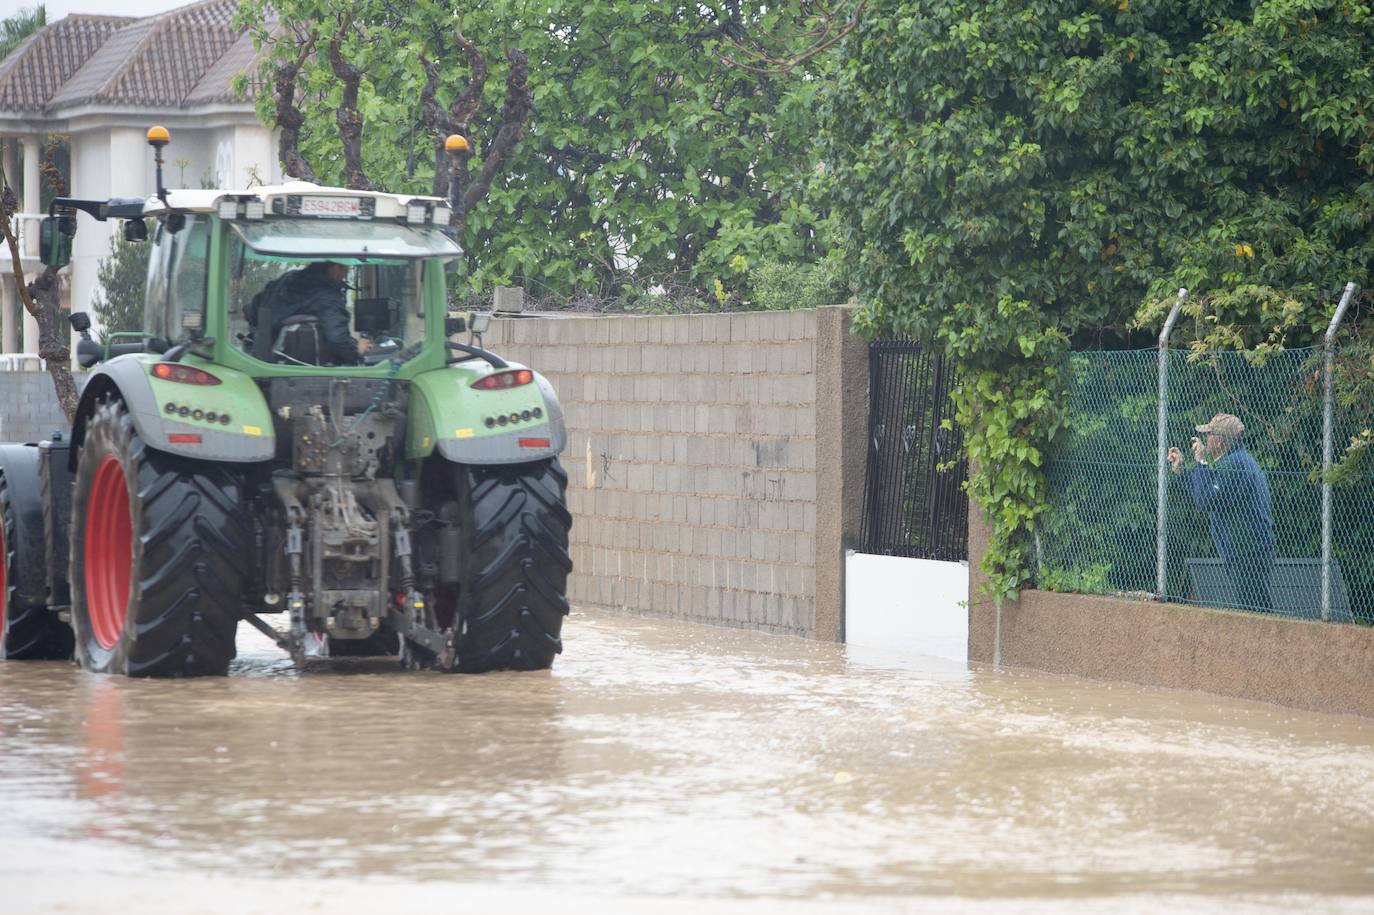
1, 0, 190, 20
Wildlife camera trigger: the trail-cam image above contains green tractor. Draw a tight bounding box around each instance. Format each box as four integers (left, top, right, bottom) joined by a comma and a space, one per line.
0, 128, 572, 676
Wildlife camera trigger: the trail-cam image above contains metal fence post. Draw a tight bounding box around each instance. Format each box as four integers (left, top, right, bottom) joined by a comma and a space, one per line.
1157, 288, 1188, 601
1322, 281, 1358, 622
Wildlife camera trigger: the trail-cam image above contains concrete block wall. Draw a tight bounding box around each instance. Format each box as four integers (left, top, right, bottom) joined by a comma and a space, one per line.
0, 371, 86, 443
0, 310, 870, 641
486, 306, 866, 639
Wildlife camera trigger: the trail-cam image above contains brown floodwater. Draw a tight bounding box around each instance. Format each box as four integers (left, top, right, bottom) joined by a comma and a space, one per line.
2, 610, 1372, 914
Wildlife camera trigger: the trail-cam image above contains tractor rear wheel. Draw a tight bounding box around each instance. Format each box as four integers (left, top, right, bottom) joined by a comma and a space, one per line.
70, 400, 249, 677
0, 467, 72, 660
452, 458, 572, 672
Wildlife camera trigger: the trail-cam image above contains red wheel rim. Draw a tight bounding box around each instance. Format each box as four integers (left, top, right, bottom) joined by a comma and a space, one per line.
1, 509, 7, 636
85, 454, 132, 650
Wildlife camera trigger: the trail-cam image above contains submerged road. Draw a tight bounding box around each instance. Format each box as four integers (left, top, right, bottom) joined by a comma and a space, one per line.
2, 610, 1372, 914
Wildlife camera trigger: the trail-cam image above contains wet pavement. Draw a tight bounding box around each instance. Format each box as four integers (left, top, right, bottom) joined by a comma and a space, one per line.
2, 610, 1373, 914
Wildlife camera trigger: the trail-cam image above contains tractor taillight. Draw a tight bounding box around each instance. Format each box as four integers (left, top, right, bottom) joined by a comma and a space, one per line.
471, 369, 533, 391
152, 363, 221, 385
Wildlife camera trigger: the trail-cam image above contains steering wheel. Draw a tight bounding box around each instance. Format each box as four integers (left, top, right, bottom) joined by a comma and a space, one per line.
361, 335, 403, 365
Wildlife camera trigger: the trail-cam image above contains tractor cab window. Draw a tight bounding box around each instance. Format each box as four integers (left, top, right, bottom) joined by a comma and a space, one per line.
144, 214, 210, 341
227, 234, 425, 366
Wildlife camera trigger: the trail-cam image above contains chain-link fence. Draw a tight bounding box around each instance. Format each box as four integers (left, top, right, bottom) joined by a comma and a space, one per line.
1037, 297, 1373, 624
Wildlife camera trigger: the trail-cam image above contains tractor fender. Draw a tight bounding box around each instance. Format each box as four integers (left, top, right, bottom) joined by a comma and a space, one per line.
70, 356, 276, 465
407, 362, 568, 465
0, 443, 49, 607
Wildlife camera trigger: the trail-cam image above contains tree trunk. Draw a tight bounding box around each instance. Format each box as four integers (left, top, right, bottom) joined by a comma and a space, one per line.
0, 184, 78, 425
274, 39, 317, 182
328, 18, 373, 192
453, 50, 532, 239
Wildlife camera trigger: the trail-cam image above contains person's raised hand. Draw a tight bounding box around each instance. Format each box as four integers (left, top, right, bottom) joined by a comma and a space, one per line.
357, 336, 374, 355
1190, 436, 1206, 463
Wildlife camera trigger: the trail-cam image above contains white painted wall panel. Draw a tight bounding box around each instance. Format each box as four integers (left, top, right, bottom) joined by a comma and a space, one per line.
845, 552, 968, 663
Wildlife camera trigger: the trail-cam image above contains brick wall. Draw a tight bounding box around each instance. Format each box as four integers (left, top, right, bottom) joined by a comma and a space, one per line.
0, 370, 86, 443
486, 306, 866, 639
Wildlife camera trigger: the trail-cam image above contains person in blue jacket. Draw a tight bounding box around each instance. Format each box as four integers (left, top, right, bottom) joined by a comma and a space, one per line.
1168, 413, 1276, 612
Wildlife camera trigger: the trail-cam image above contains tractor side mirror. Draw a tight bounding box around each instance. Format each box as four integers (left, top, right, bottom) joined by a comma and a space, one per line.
444, 315, 467, 336
68, 311, 92, 336
38, 216, 72, 268
123, 219, 148, 243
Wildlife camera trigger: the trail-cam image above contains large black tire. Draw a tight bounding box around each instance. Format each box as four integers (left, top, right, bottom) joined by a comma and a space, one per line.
0, 464, 72, 660
70, 400, 250, 677
453, 458, 572, 672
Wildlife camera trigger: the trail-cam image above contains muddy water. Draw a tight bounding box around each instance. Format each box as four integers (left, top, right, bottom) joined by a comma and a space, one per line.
2, 611, 1373, 914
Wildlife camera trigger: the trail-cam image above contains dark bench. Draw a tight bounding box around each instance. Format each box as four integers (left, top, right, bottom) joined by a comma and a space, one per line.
1185, 557, 1353, 622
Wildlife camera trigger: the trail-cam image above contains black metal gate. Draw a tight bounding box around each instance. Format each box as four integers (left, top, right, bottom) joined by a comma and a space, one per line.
859, 338, 968, 560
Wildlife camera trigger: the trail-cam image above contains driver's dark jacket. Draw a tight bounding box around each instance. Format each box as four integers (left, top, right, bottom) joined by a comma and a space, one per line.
249, 268, 358, 365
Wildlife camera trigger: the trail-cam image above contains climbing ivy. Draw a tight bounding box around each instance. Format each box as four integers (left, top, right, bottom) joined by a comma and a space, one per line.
822, 0, 1374, 599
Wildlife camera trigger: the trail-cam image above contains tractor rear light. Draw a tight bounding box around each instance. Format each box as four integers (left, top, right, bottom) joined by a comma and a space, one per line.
485, 417, 496, 428
167, 433, 201, 445
152, 363, 222, 385
432, 205, 452, 225
406, 203, 428, 223
471, 369, 534, 391
497, 415, 509, 426
218, 200, 239, 219
519, 438, 551, 449
191, 409, 204, 421
243, 200, 265, 220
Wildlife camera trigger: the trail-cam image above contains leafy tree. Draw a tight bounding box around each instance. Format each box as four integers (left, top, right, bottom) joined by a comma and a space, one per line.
749, 249, 847, 310
0, 4, 44, 61
239, 1, 832, 301
90, 223, 151, 341
821, 0, 1374, 598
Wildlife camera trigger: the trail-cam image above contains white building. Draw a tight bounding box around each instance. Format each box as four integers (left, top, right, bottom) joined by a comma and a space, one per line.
0, 0, 280, 358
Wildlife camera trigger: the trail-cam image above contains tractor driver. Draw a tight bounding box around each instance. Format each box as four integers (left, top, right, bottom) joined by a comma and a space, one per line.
247, 261, 374, 364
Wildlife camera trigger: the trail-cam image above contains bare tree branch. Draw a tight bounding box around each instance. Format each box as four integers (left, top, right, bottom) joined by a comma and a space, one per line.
422, 18, 487, 200
419, 53, 447, 197
328, 15, 373, 191
454, 48, 532, 237
274, 37, 317, 182
447, 23, 490, 138
718, 1, 867, 75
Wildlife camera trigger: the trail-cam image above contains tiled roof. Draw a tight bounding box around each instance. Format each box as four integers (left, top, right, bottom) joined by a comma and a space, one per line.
0, 0, 264, 115
49, 0, 243, 109
0, 15, 135, 112
185, 28, 266, 106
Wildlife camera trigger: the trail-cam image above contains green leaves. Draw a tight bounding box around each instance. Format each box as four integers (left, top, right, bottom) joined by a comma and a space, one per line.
244, 0, 834, 302
822, 0, 1374, 598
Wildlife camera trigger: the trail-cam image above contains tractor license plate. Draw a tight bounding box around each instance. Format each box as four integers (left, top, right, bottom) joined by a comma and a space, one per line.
299, 196, 363, 217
